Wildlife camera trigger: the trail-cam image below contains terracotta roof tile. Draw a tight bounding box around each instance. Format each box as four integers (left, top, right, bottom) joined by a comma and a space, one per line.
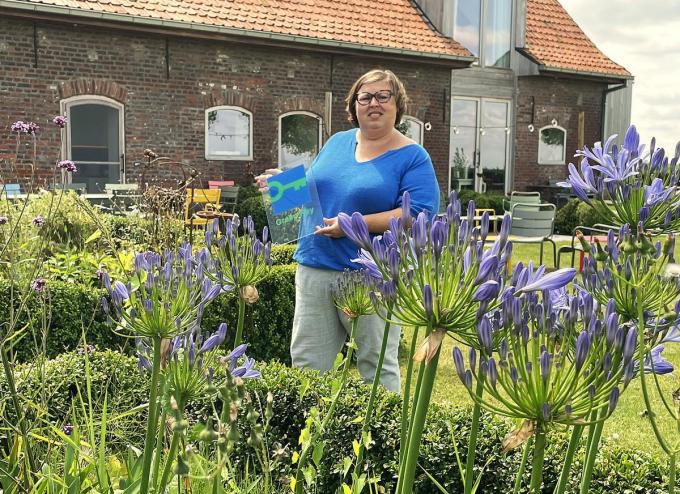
15, 0, 471, 59
525, 0, 630, 78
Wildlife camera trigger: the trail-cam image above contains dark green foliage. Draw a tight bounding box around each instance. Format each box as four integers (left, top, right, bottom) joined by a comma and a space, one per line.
554, 198, 581, 234
236, 185, 261, 206
456, 190, 506, 215
236, 196, 268, 237
0, 280, 125, 362
0, 348, 149, 446
198, 264, 296, 364
577, 201, 611, 228
3, 352, 673, 493
99, 213, 184, 251
270, 244, 297, 265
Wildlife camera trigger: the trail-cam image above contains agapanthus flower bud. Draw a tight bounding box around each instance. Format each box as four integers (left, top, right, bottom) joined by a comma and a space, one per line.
468, 347, 477, 372
473, 280, 500, 302
423, 284, 434, 319
623, 327, 637, 362
452, 347, 466, 381
487, 357, 498, 388
607, 387, 620, 414
574, 331, 590, 371
401, 190, 412, 226
477, 315, 493, 355
540, 350, 551, 384
542, 402, 551, 422
474, 255, 498, 285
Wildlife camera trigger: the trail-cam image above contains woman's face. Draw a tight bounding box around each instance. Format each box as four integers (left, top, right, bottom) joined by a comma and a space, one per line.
354, 80, 397, 133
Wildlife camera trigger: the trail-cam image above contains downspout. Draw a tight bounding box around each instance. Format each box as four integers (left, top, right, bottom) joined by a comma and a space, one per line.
601, 81, 627, 139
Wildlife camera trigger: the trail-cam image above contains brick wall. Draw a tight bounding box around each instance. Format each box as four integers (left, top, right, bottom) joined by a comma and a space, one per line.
0, 16, 451, 190
514, 76, 606, 191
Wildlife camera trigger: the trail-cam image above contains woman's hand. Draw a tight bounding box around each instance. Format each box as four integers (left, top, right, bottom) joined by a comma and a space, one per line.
314, 217, 346, 238
254, 168, 282, 193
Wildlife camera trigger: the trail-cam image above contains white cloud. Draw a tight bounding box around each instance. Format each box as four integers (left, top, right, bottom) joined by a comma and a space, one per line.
560, 0, 680, 150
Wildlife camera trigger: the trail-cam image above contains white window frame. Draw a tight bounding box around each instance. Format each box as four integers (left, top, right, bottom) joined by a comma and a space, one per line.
205, 105, 253, 161
537, 125, 567, 165
402, 116, 424, 145
277, 111, 323, 168
59, 95, 125, 183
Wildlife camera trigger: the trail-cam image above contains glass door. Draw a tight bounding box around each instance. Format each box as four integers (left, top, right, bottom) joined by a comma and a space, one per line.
450, 98, 478, 193
450, 97, 510, 194
479, 99, 510, 194
66, 99, 123, 193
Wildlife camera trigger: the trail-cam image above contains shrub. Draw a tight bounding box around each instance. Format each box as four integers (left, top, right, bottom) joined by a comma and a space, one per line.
16, 191, 101, 249
236, 196, 268, 236
202, 263, 296, 363
577, 201, 610, 228
554, 198, 581, 234
270, 244, 297, 265
99, 213, 184, 251
457, 190, 506, 214
0, 348, 149, 447
0, 280, 124, 361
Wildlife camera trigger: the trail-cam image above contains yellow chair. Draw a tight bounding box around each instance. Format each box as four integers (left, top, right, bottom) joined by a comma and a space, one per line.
184, 188, 222, 228
474, 208, 498, 233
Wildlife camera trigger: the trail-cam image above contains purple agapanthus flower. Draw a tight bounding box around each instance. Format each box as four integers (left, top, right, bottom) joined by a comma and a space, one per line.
32, 215, 45, 227
351, 249, 382, 280
31, 278, 47, 292
57, 160, 77, 173
53, 115, 68, 128
637, 345, 674, 375
232, 356, 260, 379
515, 268, 576, 294
643, 178, 675, 207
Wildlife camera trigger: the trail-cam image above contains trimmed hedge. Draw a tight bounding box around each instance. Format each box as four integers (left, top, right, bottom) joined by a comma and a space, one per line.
270, 244, 297, 265
4, 352, 673, 493
1, 264, 297, 363
554, 199, 611, 235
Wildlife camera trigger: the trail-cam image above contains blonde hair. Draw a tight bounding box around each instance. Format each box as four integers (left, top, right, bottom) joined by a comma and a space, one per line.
345, 69, 409, 128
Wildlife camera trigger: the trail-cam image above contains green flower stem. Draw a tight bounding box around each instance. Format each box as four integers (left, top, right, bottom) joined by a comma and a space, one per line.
0, 346, 36, 486
294, 318, 360, 494
512, 440, 531, 494
399, 325, 420, 468
151, 410, 167, 488
354, 311, 393, 476
529, 426, 546, 494
579, 414, 604, 494
140, 336, 163, 494
396, 344, 441, 494
234, 295, 246, 348
158, 421, 183, 492
464, 376, 484, 494
554, 425, 584, 494
670, 452, 676, 494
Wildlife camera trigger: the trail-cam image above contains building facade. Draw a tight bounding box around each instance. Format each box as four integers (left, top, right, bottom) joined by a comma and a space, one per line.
0, 0, 630, 198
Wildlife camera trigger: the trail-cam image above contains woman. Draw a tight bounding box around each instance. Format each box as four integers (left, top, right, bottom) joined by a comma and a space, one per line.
257, 69, 439, 392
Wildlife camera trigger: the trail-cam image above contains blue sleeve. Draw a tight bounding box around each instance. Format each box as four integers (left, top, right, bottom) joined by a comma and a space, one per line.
396, 146, 441, 217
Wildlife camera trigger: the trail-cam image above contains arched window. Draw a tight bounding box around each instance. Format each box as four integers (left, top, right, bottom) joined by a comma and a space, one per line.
538, 125, 567, 165
60, 95, 125, 193
278, 111, 322, 169
402, 116, 424, 145
205, 106, 253, 160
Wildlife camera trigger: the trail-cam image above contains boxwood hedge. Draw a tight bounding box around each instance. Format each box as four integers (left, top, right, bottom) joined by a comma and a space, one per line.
2, 352, 672, 493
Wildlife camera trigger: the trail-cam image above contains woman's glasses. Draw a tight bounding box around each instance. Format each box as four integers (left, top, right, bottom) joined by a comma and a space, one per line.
355, 90, 394, 106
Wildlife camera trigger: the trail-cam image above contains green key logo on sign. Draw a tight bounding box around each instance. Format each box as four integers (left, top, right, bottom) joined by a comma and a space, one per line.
267, 165, 311, 215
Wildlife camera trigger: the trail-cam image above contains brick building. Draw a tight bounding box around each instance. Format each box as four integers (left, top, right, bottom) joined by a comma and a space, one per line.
0, 0, 630, 197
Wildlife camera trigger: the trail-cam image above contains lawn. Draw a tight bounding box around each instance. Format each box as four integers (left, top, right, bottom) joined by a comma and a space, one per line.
398, 240, 680, 457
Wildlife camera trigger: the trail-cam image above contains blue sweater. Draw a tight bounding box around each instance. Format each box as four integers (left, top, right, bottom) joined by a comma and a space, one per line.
294, 128, 440, 271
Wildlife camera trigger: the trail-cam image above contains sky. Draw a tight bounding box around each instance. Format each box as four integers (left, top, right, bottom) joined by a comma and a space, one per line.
559, 0, 680, 151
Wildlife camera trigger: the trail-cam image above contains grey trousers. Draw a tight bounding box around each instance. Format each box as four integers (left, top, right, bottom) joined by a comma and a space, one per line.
290, 264, 401, 392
